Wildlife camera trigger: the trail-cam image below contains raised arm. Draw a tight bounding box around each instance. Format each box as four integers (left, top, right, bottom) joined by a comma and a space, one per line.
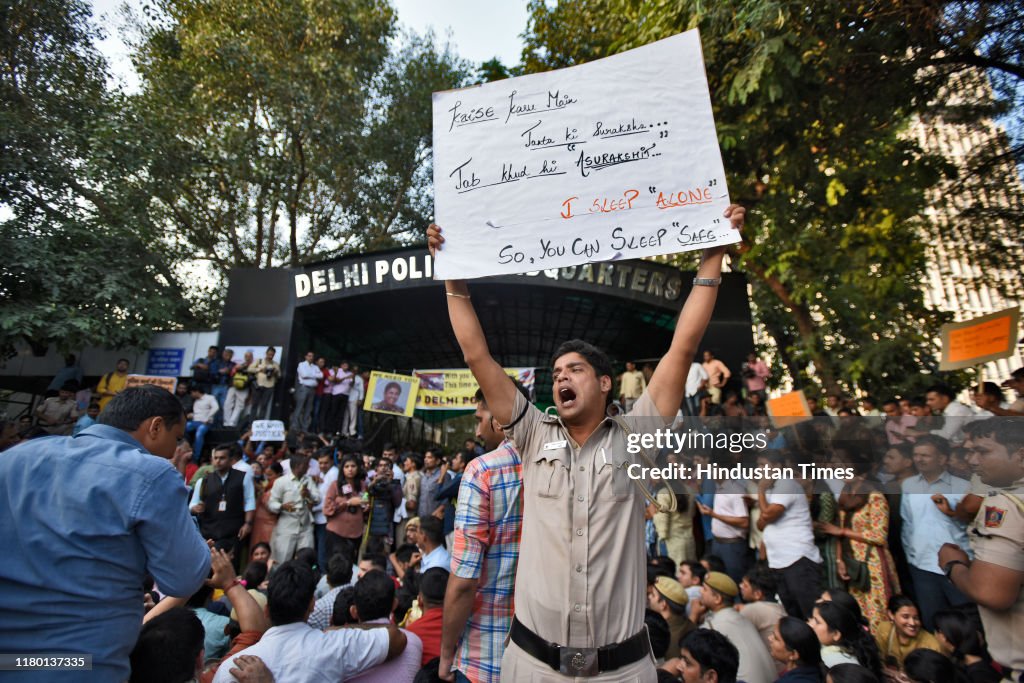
646, 205, 745, 419
427, 224, 517, 425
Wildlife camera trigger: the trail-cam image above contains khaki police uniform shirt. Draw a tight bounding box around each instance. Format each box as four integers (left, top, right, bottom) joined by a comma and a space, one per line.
968, 480, 1024, 677
504, 389, 670, 649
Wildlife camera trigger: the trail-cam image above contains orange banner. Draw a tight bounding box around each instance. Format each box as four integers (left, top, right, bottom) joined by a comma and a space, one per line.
940, 308, 1020, 370
766, 390, 813, 428
125, 374, 178, 394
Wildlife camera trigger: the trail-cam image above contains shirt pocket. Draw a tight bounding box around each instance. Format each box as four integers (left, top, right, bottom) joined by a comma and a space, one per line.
528, 449, 570, 499
597, 448, 633, 502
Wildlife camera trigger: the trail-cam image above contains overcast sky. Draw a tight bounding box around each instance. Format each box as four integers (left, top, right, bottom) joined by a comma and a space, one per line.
88, 0, 530, 90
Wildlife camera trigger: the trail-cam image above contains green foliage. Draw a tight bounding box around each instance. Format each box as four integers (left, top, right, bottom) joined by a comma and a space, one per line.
520, 0, 1015, 397
0, 0, 197, 353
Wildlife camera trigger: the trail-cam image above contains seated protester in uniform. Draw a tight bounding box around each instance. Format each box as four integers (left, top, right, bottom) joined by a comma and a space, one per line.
308, 554, 354, 631
737, 565, 787, 655
932, 608, 1002, 683
406, 568, 448, 667
648, 576, 696, 660
874, 596, 942, 673
698, 572, 778, 683
825, 663, 880, 683
767, 617, 824, 682
212, 560, 407, 682
646, 609, 672, 665
346, 569, 423, 683
807, 601, 883, 678
903, 648, 970, 683
669, 629, 741, 683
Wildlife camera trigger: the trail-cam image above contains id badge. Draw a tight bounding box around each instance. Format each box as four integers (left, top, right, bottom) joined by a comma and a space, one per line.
218, 500, 227, 512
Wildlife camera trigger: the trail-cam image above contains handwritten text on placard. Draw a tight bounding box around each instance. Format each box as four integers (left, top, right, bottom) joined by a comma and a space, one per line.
431, 29, 736, 280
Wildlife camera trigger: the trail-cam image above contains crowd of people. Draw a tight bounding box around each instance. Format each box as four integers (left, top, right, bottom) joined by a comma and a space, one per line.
0, 210, 1021, 683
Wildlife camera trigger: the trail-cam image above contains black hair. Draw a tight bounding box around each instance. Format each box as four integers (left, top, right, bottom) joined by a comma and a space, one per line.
384, 381, 402, 394
267, 560, 316, 625
644, 608, 671, 660
962, 417, 1024, 455
331, 586, 357, 627
129, 607, 204, 683
405, 452, 424, 470
822, 588, 867, 627
649, 555, 677, 580
908, 396, 927, 408
933, 607, 990, 663
814, 601, 882, 677
701, 554, 726, 574
419, 515, 444, 546
268, 463, 283, 476
326, 553, 353, 588
680, 560, 707, 584
293, 547, 320, 581
251, 541, 271, 559
243, 561, 268, 589
887, 594, 918, 614
394, 543, 419, 565
457, 449, 480, 467
339, 454, 365, 491
353, 569, 395, 622
680, 629, 739, 683
827, 663, 880, 683
413, 659, 444, 683
885, 442, 914, 461
904, 648, 969, 683
778, 616, 823, 668
419, 567, 449, 606
925, 384, 955, 400
211, 442, 240, 459
185, 581, 213, 609
289, 453, 310, 474
743, 565, 777, 599
551, 339, 615, 404
98, 386, 185, 431
914, 434, 951, 457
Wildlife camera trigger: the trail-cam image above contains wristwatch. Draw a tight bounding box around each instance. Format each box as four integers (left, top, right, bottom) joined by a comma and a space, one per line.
942, 559, 969, 578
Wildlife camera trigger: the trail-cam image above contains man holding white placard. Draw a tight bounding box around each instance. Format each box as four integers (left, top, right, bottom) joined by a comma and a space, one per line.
427, 201, 744, 681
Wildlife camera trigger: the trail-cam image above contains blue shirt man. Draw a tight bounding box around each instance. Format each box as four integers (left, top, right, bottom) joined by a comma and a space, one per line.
0, 386, 211, 682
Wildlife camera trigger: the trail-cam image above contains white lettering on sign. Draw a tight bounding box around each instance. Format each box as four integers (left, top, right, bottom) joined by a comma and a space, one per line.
431, 29, 737, 280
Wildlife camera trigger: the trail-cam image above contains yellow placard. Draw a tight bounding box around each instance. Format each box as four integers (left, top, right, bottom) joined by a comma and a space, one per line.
940, 308, 1020, 370
126, 374, 178, 394
413, 368, 535, 411
766, 390, 813, 428
363, 371, 419, 418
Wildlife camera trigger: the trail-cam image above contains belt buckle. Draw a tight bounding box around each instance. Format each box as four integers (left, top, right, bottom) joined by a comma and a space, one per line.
559, 647, 599, 677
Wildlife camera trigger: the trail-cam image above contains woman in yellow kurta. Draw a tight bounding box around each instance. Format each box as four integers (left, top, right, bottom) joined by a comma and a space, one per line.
874, 595, 943, 671
816, 471, 900, 631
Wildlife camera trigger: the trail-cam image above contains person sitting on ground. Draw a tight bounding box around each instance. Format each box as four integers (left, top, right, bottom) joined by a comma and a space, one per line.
666, 629, 740, 683
346, 569, 423, 683
807, 600, 883, 678
767, 617, 824, 682
307, 553, 354, 631
736, 565, 787, 655
648, 576, 696, 660
932, 607, 1002, 683
212, 560, 407, 682
874, 595, 942, 672
825, 663, 880, 683
406, 568, 449, 667
697, 572, 777, 683
903, 648, 970, 683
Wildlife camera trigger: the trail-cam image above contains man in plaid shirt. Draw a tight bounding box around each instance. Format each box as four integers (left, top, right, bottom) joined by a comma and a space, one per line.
438, 384, 529, 682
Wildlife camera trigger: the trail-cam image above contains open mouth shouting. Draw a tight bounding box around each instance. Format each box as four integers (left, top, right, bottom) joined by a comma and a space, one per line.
558, 386, 578, 409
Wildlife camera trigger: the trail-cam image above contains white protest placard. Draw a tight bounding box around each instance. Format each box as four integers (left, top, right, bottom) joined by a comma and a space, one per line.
431, 29, 736, 280
251, 420, 286, 442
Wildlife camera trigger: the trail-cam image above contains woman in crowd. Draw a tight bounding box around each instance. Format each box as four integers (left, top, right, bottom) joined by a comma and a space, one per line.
816, 457, 899, 631
874, 596, 942, 672
250, 463, 282, 550
819, 588, 868, 630
932, 608, 1002, 683
807, 600, 883, 678
825, 664, 879, 683
768, 617, 825, 682
903, 649, 969, 683
322, 455, 368, 565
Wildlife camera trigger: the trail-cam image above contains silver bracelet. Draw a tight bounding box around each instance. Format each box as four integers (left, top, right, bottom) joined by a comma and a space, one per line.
692, 277, 722, 287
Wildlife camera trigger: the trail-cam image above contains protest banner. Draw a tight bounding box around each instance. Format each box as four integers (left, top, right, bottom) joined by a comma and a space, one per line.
126, 374, 177, 394
939, 308, 1020, 371
766, 390, 813, 428
251, 420, 286, 442
414, 367, 536, 410
364, 371, 419, 418
431, 29, 736, 280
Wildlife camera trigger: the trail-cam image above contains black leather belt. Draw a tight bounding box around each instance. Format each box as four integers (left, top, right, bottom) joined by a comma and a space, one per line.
510, 617, 651, 677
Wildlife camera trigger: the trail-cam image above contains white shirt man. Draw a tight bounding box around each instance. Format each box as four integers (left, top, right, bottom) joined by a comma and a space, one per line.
192, 392, 220, 424
758, 478, 822, 620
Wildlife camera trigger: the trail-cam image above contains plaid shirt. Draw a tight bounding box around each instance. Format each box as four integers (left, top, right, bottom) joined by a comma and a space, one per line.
450, 440, 522, 683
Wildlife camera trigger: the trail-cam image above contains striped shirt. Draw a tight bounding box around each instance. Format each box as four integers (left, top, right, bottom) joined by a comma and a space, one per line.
450, 440, 522, 683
